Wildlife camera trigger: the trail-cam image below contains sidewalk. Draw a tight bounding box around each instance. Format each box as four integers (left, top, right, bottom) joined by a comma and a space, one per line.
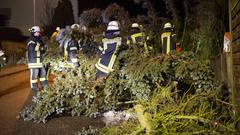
0, 65, 29, 97
0, 64, 28, 77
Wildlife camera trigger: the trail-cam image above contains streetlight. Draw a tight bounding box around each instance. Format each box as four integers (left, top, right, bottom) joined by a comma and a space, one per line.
33, 0, 36, 25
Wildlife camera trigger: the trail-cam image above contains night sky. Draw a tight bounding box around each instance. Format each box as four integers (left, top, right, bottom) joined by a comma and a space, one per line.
78, 0, 167, 17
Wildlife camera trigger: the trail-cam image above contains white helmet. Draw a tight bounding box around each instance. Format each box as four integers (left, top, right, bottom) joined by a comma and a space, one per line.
107, 21, 119, 31
164, 23, 172, 29
81, 26, 87, 31
71, 24, 80, 29
56, 27, 60, 31
30, 26, 40, 33
131, 23, 139, 28
0, 50, 4, 57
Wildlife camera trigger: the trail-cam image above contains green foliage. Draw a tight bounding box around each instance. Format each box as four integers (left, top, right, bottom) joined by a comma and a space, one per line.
101, 87, 236, 134
164, 0, 226, 59
20, 44, 219, 124
79, 8, 102, 28
103, 3, 130, 31
1, 41, 26, 65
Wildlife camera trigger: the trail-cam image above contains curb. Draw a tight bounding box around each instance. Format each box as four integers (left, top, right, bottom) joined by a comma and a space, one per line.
0, 81, 29, 97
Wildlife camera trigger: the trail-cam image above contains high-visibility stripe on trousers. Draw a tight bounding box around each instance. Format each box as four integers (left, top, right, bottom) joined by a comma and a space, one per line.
29, 67, 47, 90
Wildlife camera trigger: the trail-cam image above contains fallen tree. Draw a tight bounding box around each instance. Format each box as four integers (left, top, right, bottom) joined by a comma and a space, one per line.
19, 45, 237, 134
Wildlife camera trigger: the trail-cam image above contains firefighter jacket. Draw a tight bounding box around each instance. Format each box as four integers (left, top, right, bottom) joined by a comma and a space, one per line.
56, 28, 67, 48
95, 31, 122, 74
127, 28, 149, 54
27, 36, 45, 68
161, 29, 176, 54
61, 38, 79, 67
127, 28, 145, 45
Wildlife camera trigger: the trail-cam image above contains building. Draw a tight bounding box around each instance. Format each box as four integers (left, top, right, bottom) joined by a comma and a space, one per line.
0, 0, 78, 36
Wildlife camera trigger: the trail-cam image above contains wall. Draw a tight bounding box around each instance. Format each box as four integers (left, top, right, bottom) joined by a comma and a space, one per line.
0, 0, 78, 36
230, 0, 240, 116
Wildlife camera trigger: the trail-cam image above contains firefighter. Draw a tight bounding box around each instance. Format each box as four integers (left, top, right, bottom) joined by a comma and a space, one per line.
95, 21, 122, 80
161, 23, 176, 54
27, 26, 47, 95
127, 23, 149, 54
60, 26, 80, 68
51, 26, 60, 39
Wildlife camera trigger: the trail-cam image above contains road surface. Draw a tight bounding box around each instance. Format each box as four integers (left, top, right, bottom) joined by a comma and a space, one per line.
0, 66, 104, 135
0, 84, 30, 135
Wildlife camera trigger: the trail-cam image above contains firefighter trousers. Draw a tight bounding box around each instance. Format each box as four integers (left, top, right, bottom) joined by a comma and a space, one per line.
29, 67, 47, 91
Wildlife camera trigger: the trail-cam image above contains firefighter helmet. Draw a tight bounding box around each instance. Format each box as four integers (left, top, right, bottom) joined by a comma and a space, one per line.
56, 27, 60, 31
107, 21, 119, 31
30, 26, 40, 33
131, 23, 139, 28
164, 23, 172, 29
71, 24, 80, 29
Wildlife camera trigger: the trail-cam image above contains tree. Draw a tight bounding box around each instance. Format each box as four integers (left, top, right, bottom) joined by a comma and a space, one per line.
79, 8, 102, 28
164, 0, 227, 59
102, 3, 130, 31
40, 0, 55, 37
52, 0, 74, 28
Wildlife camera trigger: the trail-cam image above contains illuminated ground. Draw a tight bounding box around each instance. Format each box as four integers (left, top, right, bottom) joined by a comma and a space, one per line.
0, 66, 104, 135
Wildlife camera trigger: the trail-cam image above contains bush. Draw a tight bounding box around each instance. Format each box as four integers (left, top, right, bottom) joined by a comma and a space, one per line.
79, 8, 102, 28
102, 3, 130, 31
1, 41, 26, 65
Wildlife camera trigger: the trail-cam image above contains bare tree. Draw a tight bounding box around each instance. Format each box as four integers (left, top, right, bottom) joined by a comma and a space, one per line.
40, 0, 55, 36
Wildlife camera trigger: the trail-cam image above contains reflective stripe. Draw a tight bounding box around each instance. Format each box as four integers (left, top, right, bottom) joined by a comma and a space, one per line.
59, 63, 75, 68
102, 37, 122, 44
36, 51, 40, 64
28, 63, 43, 68
167, 36, 170, 54
108, 40, 120, 68
30, 79, 38, 83
127, 40, 130, 45
103, 42, 108, 52
108, 54, 117, 69
95, 63, 111, 74
30, 69, 33, 88
97, 61, 114, 72
70, 47, 77, 51
64, 41, 68, 61
71, 58, 78, 63
99, 46, 103, 51
33, 43, 41, 63
35, 43, 40, 51
27, 41, 35, 46
131, 33, 143, 44
39, 78, 46, 81
161, 32, 171, 54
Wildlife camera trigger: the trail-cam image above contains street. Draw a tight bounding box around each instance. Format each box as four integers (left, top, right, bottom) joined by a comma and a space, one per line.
0, 66, 104, 135
0, 81, 30, 135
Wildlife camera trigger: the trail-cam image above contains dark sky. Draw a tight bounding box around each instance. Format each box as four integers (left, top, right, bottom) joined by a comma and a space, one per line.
78, 0, 167, 17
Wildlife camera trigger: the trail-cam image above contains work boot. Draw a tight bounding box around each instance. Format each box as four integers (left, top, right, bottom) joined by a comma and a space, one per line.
32, 89, 38, 96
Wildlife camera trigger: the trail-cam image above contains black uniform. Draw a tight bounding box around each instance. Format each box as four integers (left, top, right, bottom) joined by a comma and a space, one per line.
27, 36, 47, 91
95, 30, 122, 79
61, 38, 80, 67
161, 29, 176, 54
